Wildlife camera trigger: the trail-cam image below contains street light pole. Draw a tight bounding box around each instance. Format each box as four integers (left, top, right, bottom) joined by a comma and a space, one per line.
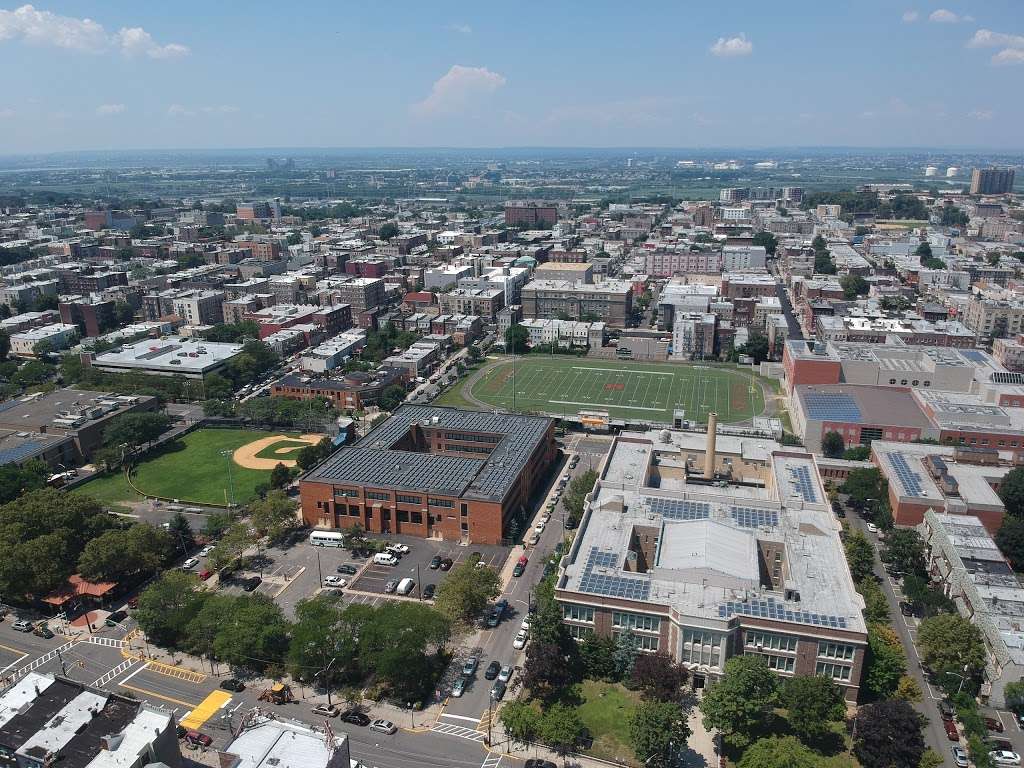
316, 549, 323, 587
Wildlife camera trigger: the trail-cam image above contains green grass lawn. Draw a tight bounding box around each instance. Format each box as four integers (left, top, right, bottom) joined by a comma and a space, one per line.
75, 428, 292, 507
254, 439, 310, 460
470, 357, 764, 424
573, 681, 641, 765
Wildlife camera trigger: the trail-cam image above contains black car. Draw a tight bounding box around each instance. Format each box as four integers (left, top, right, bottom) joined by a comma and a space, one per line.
220, 678, 245, 692
899, 601, 915, 617
525, 761, 557, 768
939, 699, 955, 722
439, 558, 453, 571
336, 564, 358, 575
490, 680, 507, 700
486, 609, 501, 628
494, 598, 509, 617
423, 584, 436, 600
429, 555, 442, 570
341, 710, 371, 727
243, 576, 261, 592
484, 661, 501, 680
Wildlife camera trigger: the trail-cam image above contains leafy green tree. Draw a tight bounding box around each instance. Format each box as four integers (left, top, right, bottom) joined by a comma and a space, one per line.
812, 235, 828, 253
378, 222, 399, 241
563, 469, 598, 528
737, 333, 770, 364
539, 704, 585, 761
212, 593, 291, 673
207, 522, 254, 571
918, 613, 986, 687
165, 512, 196, 554
780, 675, 845, 743
880, 529, 926, 577
499, 700, 541, 746
629, 699, 692, 768
842, 445, 871, 461
813, 252, 836, 274
0, 460, 49, 504
0, 329, 10, 360
1004, 681, 1024, 714
841, 467, 886, 509
752, 231, 778, 255
287, 596, 356, 703
999, 467, 1024, 518
202, 511, 232, 540
862, 623, 906, 699
249, 490, 299, 543
895, 675, 922, 703
843, 529, 875, 582
737, 736, 821, 768
921, 257, 946, 269
205, 373, 234, 400
432, 559, 501, 626
858, 577, 890, 624
940, 206, 970, 227
613, 628, 639, 680
357, 602, 450, 702
269, 462, 291, 490
699, 655, 779, 749
376, 384, 407, 412
915, 241, 933, 261
996, 516, 1024, 570
840, 274, 869, 300
579, 634, 618, 681
77, 524, 172, 582
822, 431, 845, 458
102, 411, 171, 452
505, 323, 529, 354
135, 570, 206, 647
852, 699, 924, 768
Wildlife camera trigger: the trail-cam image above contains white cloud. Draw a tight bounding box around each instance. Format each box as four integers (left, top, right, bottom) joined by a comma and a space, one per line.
992, 48, 1024, 65
115, 27, 188, 58
447, 23, 472, 35
0, 107, 15, 119
709, 33, 752, 57
966, 28, 1024, 48
929, 9, 971, 23
412, 65, 506, 117
95, 103, 125, 115
0, 4, 187, 57
902, 10, 920, 22
967, 108, 994, 120
168, 104, 238, 117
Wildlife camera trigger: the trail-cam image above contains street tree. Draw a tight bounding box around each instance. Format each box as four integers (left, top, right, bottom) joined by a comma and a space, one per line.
539, 704, 585, 761
841, 467, 886, 509
629, 699, 692, 768
737, 736, 821, 768
165, 512, 195, 554
918, 613, 986, 689
999, 467, 1024, 518
1004, 681, 1024, 714
821, 431, 845, 458
631, 651, 689, 701
358, 602, 450, 703
249, 490, 300, 544
522, 641, 574, 700
780, 675, 845, 744
212, 593, 291, 673
699, 655, 779, 749
852, 699, 925, 768
207, 522, 254, 572
135, 570, 206, 648
843, 529, 875, 582
858, 577, 891, 624
862, 623, 906, 699
287, 596, 356, 704
880, 529, 927, 577
499, 700, 541, 746
563, 470, 598, 528
78, 524, 173, 582
432, 560, 501, 627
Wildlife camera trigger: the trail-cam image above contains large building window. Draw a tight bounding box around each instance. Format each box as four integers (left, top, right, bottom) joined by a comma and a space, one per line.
612, 612, 661, 633
396, 494, 422, 505
816, 662, 852, 681
562, 604, 595, 623
428, 498, 454, 508
334, 488, 358, 498
366, 491, 390, 501
681, 628, 723, 669
759, 654, 795, 673
567, 624, 593, 640
817, 641, 855, 661
745, 631, 798, 653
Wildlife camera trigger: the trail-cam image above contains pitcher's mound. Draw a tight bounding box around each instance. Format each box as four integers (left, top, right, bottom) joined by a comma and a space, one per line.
233, 434, 324, 470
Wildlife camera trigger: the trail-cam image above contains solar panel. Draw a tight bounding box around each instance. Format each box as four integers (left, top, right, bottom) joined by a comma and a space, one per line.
0, 441, 42, 465
648, 497, 710, 521
960, 349, 988, 364
786, 465, 819, 503
889, 453, 925, 497
992, 371, 1024, 385
577, 547, 651, 601
803, 392, 862, 423
718, 597, 848, 629
730, 507, 779, 529
0, 399, 23, 415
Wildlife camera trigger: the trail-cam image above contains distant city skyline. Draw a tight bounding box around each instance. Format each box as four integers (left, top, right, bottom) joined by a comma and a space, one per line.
1, 1, 1023, 153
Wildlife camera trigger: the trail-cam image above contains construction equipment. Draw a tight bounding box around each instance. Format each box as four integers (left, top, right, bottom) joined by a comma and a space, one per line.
258, 683, 295, 705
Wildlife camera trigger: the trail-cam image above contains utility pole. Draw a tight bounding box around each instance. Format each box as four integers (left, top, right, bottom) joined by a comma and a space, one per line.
316, 549, 323, 587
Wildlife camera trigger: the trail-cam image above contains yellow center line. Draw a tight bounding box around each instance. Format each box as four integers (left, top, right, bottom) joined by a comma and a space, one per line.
0, 643, 27, 656
118, 682, 200, 709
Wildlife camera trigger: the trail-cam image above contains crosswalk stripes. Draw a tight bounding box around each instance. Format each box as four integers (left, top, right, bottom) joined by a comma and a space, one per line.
481, 754, 502, 768
430, 721, 486, 742
476, 708, 496, 733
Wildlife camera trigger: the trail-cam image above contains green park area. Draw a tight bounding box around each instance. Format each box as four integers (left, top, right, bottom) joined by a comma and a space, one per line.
466, 357, 764, 423
75, 428, 296, 508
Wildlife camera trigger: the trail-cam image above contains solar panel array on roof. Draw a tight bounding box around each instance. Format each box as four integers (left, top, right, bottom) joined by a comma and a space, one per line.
313, 448, 481, 495
730, 507, 780, 529
577, 547, 651, 601
803, 392, 862, 423
992, 372, 1024, 385
960, 349, 989, 364
718, 597, 848, 628
0, 400, 23, 415
0, 440, 43, 465
786, 465, 819, 503
648, 497, 710, 521
889, 452, 925, 497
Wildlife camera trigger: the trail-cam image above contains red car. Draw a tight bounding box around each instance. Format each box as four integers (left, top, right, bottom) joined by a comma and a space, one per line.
198, 570, 212, 581
517, 555, 529, 567
184, 730, 212, 747
944, 719, 960, 742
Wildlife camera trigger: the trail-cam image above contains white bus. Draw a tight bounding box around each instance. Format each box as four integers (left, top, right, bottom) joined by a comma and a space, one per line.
309, 530, 345, 547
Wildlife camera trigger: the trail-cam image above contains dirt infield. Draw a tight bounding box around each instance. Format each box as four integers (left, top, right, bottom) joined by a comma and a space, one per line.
233, 434, 324, 470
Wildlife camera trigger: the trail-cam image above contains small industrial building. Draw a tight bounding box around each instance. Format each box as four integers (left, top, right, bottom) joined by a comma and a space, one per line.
219, 715, 349, 768
300, 405, 556, 544
89, 337, 242, 379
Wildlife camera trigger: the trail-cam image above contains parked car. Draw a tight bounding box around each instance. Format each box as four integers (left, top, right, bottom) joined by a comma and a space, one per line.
336, 564, 358, 575
451, 678, 467, 697
243, 577, 261, 592
939, 700, 956, 722
899, 602, 914, 617
341, 710, 370, 726
105, 610, 127, 627
12, 620, 32, 632
423, 584, 436, 600
991, 751, 1022, 766
513, 630, 528, 650
385, 543, 410, 555
462, 656, 479, 677
184, 730, 213, 748
199, 545, 214, 556
992, 739, 1015, 753
439, 558, 453, 571
944, 718, 960, 741
490, 680, 507, 701
220, 678, 245, 692
384, 580, 398, 593
512, 562, 525, 578
369, 719, 397, 735
520, 618, 531, 632
526, 761, 557, 768
429, 555, 442, 570
484, 661, 501, 680
33, 624, 54, 639
498, 665, 513, 683
951, 745, 969, 768
527, 532, 541, 547
495, 598, 509, 617
324, 576, 346, 587
866, 522, 879, 534
312, 703, 339, 718
127, 596, 139, 609
987, 717, 1006, 733
182, 558, 199, 570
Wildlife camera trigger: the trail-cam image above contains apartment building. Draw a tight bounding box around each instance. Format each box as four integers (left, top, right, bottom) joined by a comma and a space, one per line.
963, 296, 1024, 340
970, 168, 1016, 196
505, 201, 558, 228
438, 287, 505, 321
521, 279, 633, 328
172, 289, 226, 326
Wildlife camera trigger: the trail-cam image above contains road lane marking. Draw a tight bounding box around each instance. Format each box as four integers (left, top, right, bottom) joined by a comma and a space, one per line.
179, 689, 232, 730
119, 683, 200, 709
440, 713, 480, 723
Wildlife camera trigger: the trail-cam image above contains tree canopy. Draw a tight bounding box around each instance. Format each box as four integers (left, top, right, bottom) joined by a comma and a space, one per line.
737, 736, 822, 768
699, 655, 779, 748
852, 699, 925, 768
780, 675, 845, 743
505, 323, 529, 354
843, 529, 875, 583
918, 613, 986, 692
996, 516, 1024, 570
998, 467, 1024, 518
821, 431, 845, 458
629, 699, 692, 768
432, 559, 501, 626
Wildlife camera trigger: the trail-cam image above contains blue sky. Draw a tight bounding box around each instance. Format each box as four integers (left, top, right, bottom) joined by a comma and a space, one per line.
0, 0, 1022, 152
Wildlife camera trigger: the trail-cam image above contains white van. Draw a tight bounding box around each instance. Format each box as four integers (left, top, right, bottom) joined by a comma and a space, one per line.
396, 577, 415, 596
373, 552, 398, 566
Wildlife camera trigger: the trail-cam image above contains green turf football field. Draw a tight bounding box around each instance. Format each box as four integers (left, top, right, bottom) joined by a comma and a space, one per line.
470, 358, 764, 423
